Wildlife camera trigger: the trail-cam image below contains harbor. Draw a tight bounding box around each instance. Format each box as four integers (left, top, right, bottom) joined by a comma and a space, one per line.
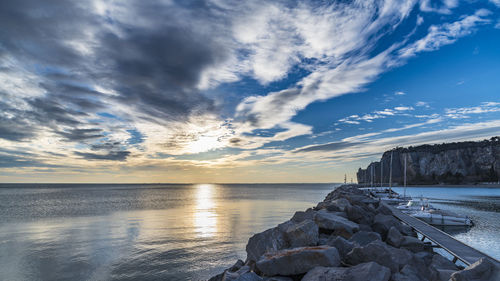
208, 185, 500, 281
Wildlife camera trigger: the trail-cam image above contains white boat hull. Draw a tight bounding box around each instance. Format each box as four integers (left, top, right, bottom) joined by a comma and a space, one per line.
410, 212, 473, 227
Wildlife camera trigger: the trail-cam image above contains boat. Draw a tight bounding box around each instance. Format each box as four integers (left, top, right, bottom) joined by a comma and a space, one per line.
409, 209, 473, 227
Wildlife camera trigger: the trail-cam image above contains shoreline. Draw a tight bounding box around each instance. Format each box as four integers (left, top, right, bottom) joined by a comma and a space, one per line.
208, 184, 499, 281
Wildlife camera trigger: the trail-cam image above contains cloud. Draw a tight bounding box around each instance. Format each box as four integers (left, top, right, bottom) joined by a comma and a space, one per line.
293, 141, 363, 153
395, 91, 406, 95
445, 102, 500, 119
415, 101, 430, 107
399, 9, 491, 58
74, 151, 130, 161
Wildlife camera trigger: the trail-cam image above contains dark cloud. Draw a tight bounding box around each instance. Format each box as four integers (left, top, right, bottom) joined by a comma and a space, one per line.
0, 154, 61, 168
293, 141, 363, 153
0, 0, 229, 148
56, 128, 103, 142
74, 151, 131, 161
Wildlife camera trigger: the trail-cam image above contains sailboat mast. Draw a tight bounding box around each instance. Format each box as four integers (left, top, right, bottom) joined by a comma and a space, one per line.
389, 151, 393, 192
380, 160, 383, 188
404, 154, 407, 198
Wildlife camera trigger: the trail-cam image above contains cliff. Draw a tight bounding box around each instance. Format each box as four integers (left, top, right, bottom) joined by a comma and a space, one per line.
357, 137, 500, 185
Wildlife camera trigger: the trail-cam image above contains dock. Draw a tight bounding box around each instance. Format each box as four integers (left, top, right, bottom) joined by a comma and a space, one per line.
385, 203, 500, 267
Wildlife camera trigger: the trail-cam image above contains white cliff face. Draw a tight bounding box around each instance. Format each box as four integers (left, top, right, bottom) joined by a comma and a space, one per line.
357, 137, 500, 185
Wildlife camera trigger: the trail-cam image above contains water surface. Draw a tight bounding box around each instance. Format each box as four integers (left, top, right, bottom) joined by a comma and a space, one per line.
0, 183, 335, 281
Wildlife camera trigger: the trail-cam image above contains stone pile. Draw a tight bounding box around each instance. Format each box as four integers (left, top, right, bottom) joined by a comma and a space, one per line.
208, 185, 499, 281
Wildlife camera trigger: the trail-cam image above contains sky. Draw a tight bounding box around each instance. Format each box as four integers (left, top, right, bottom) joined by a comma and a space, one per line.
1, 0, 500, 183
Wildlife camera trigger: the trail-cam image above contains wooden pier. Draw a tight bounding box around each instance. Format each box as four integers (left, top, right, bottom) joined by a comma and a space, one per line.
386, 203, 500, 267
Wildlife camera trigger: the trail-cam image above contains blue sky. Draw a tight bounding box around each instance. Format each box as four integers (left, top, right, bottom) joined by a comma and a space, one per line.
1, 0, 500, 183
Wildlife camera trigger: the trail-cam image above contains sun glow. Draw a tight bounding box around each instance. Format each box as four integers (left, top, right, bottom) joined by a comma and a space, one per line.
186, 135, 222, 154
193, 184, 218, 237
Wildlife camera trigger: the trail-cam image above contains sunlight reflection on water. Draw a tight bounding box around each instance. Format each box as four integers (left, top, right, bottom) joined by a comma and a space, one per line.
194, 184, 218, 238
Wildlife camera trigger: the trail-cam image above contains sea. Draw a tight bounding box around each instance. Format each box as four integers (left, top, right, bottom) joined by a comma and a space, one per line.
0, 183, 498, 281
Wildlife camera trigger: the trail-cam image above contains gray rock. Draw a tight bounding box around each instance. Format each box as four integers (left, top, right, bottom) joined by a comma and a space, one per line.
349, 231, 382, 246
346, 205, 374, 224
256, 246, 340, 276
235, 272, 263, 281
398, 224, 417, 237
228, 260, 245, 272
377, 203, 394, 215
324, 236, 355, 258
291, 209, 316, 223
262, 277, 293, 281
314, 210, 359, 238
372, 213, 401, 239
400, 236, 427, 253
345, 241, 413, 273
386, 226, 404, 247
284, 219, 319, 248
223, 266, 251, 281
414, 251, 434, 266
302, 262, 391, 281
246, 221, 291, 262
390, 265, 420, 281
359, 224, 373, 232
430, 254, 458, 271
450, 258, 500, 281
332, 198, 352, 211
436, 269, 456, 281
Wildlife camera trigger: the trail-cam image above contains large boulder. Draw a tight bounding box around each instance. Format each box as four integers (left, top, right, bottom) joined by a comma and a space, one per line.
246, 219, 319, 262
450, 258, 500, 281
302, 262, 391, 281
291, 209, 316, 223
332, 198, 352, 211
255, 246, 340, 276
246, 221, 291, 262
234, 272, 263, 281
400, 236, 428, 253
283, 219, 318, 248
390, 265, 421, 281
346, 204, 374, 224
262, 277, 293, 281
430, 254, 459, 271
324, 236, 355, 258
386, 226, 404, 248
314, 210, 359, 238
349, 231, 382, 246
345, 241, 413, 273
371, 214, 401, 239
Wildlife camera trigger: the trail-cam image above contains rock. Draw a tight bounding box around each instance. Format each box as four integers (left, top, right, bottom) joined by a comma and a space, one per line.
255, 246, 340, 276
314, 210, 359, 238
223, 265, 251, 281
346, 205, 374, 224
246, 222, 291, 262
372, 213, 401, 239
359, 224, 373, 232
284, 219, 318, 248
349, 231, 382, 246
430, 254, 458, 271
400, 236, 427, 253
398, 224, 417, 237
302, 262, 391, 281
390, 265, 420, 281
450, 258, 500, 281
315, 201, 342, 212
262, 277, 293, 281
386, 226, 404, 247
345, 241, 412, 273
414, 251, 434, 266
332, 198, 352, 211
324, 236, 355, 258
234, 272, 263, 281
318, 233, 330, 245
436, 269, 456, 281
377, 204, 393, 215
291, 209, 316, 223
228, 260, 245, 272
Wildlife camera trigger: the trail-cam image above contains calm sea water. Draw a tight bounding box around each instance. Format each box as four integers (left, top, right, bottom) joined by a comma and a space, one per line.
0, 184, 498, 281
0, 183, 335, 281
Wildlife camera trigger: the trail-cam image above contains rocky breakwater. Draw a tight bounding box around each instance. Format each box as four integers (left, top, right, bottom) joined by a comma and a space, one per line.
208, 185, 500, 281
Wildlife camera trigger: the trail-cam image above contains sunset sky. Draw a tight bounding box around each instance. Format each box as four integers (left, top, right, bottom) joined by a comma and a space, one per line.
1, 0, 500, 183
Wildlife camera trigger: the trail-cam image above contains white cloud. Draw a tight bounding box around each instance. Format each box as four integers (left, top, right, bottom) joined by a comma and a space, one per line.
415, 101, 430, 107
445, 102, 500, 119
395, 91, 406, 95
394, 106, 414, 111
399, 9, 491, 58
